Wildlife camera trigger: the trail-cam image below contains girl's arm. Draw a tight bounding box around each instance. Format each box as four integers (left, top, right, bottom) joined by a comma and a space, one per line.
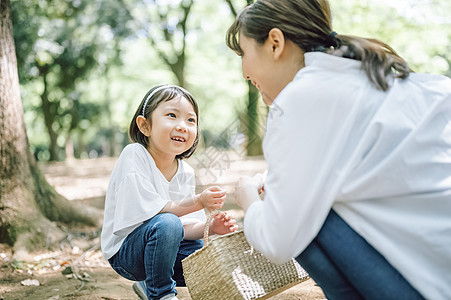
183, 212, 238, 240
182, 222, 206, 240
159, 186, 226, 217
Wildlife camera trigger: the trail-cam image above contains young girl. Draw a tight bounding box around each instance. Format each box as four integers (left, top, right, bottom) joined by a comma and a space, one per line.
101, 85, 238, 300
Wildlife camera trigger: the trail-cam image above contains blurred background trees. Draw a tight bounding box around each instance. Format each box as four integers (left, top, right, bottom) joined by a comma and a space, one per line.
1, 0, 101, 254
10, 0, 451, 162
2, 0, 449, 253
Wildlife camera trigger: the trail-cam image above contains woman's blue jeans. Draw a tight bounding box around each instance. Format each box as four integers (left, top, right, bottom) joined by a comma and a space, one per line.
108, 213, 203, 300
295, 210, 424, 300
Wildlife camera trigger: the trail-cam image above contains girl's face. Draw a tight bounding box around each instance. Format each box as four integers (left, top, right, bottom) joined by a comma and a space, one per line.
147, 96, 197, 159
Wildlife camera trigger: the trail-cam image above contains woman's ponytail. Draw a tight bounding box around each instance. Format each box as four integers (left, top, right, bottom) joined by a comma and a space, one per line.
334, 35, 411, 91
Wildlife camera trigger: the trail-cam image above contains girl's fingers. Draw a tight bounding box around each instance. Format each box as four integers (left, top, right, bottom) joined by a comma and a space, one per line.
218, 196, 226, 202
215, 211, 226, 219
224, 219, 237, 227
209, 186, 225, 193
208, 185, 221, 190
214, 200, 224, 206
211, 211, 237, 226
211, 191, 226, 198
227, 219, 236, 225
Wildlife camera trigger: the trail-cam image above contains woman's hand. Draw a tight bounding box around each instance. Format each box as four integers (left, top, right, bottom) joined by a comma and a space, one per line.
210, 211, 238, 235
235, 173, 264, 212
197, 186, 226, 212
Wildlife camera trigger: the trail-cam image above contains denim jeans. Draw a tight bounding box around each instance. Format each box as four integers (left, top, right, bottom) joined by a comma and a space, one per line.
108, 213, 203, 300
295, 210, 424, 300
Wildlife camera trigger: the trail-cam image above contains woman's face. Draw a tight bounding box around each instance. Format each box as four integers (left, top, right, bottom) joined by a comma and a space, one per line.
239, 30, 305, 106
240, 33, 277, 105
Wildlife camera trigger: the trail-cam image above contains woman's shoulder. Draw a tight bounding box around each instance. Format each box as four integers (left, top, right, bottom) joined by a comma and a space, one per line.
408, 72, 451, 92
304, 52, 361, 71
294, 52, 368, 91
275, 54, 370, 108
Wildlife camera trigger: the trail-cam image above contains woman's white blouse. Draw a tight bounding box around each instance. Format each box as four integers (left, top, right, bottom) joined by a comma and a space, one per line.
101, 143, 206, 260
244, 52, 451, 299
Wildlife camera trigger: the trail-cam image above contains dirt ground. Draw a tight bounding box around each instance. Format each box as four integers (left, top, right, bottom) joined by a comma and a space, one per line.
0, 152, 326, 300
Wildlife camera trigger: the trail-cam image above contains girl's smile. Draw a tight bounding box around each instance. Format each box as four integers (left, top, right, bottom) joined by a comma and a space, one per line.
171, 136, 186, 142
146, 96, 197, 159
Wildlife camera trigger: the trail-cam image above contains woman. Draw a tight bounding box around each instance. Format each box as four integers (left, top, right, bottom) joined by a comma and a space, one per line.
228, 0, 451, 299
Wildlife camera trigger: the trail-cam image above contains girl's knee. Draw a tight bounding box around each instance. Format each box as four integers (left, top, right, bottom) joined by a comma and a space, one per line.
159, 213, 183, 230
147, 213, 184, 241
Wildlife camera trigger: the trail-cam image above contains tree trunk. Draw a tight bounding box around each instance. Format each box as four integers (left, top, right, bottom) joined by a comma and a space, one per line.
0, 0, 100, 256
39, 66, 60, 161
170, 55, 185, 88
65, 134, 75, 161
246, 81, 263, 156
226, 0, 263, 156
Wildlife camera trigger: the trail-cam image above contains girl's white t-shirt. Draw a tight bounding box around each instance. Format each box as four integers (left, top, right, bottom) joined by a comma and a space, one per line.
101, 143, 206, 260
244, 52, 451, 299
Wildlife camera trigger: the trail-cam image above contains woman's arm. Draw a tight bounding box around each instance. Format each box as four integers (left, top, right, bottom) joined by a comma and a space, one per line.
237, 82, 361, 264
235, 174, 264, 212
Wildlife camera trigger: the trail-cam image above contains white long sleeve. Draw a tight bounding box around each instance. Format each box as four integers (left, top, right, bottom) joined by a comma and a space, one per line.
244, 52, 451, 299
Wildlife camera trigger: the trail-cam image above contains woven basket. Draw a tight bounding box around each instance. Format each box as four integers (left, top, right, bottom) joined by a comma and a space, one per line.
182, 212, 309, 300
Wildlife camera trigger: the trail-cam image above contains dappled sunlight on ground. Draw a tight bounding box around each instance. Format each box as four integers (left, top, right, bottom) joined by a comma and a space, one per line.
1, 151, 325, 299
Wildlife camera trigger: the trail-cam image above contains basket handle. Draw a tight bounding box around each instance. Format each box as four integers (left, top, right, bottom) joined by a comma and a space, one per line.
203, 210, 221, 246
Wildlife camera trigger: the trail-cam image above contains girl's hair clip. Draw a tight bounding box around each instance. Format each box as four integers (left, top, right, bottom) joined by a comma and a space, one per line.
141, 85, 171, 116
141, 85, 191, 116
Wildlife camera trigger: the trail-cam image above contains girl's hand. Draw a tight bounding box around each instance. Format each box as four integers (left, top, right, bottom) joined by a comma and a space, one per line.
210, 211, 238, 235
197, 186, 226, 212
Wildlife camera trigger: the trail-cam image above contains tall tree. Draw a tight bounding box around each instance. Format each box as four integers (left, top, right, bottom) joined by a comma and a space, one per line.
225, 0, 263, 156
94, 0, 134, 157
0, 0, 100, 255
11, 0, 133, 161
130, 0, 194, 87
12, 0, 95, 161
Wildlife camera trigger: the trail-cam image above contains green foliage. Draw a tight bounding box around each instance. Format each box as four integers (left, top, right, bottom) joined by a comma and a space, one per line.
331, 0, 451, 75
11, 260, 25, 270
11, 0, 451, 161
11, 0, 135, 160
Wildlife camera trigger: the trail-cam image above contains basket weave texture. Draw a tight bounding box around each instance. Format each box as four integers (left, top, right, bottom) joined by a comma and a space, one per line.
182, 229, 309, 300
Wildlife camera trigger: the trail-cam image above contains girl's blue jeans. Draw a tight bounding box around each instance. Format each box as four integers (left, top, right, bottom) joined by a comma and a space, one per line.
108, 213, 203, 300
295, 209, 424, 300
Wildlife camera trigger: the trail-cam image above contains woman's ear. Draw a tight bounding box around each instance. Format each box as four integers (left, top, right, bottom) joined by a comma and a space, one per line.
136, 116, 151, 137
267, 28, 285, 59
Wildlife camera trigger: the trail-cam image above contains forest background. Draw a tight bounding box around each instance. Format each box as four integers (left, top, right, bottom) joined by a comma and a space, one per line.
0, 0, 450, 298
1, 0, 450, 262
12, 0, 451, 163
